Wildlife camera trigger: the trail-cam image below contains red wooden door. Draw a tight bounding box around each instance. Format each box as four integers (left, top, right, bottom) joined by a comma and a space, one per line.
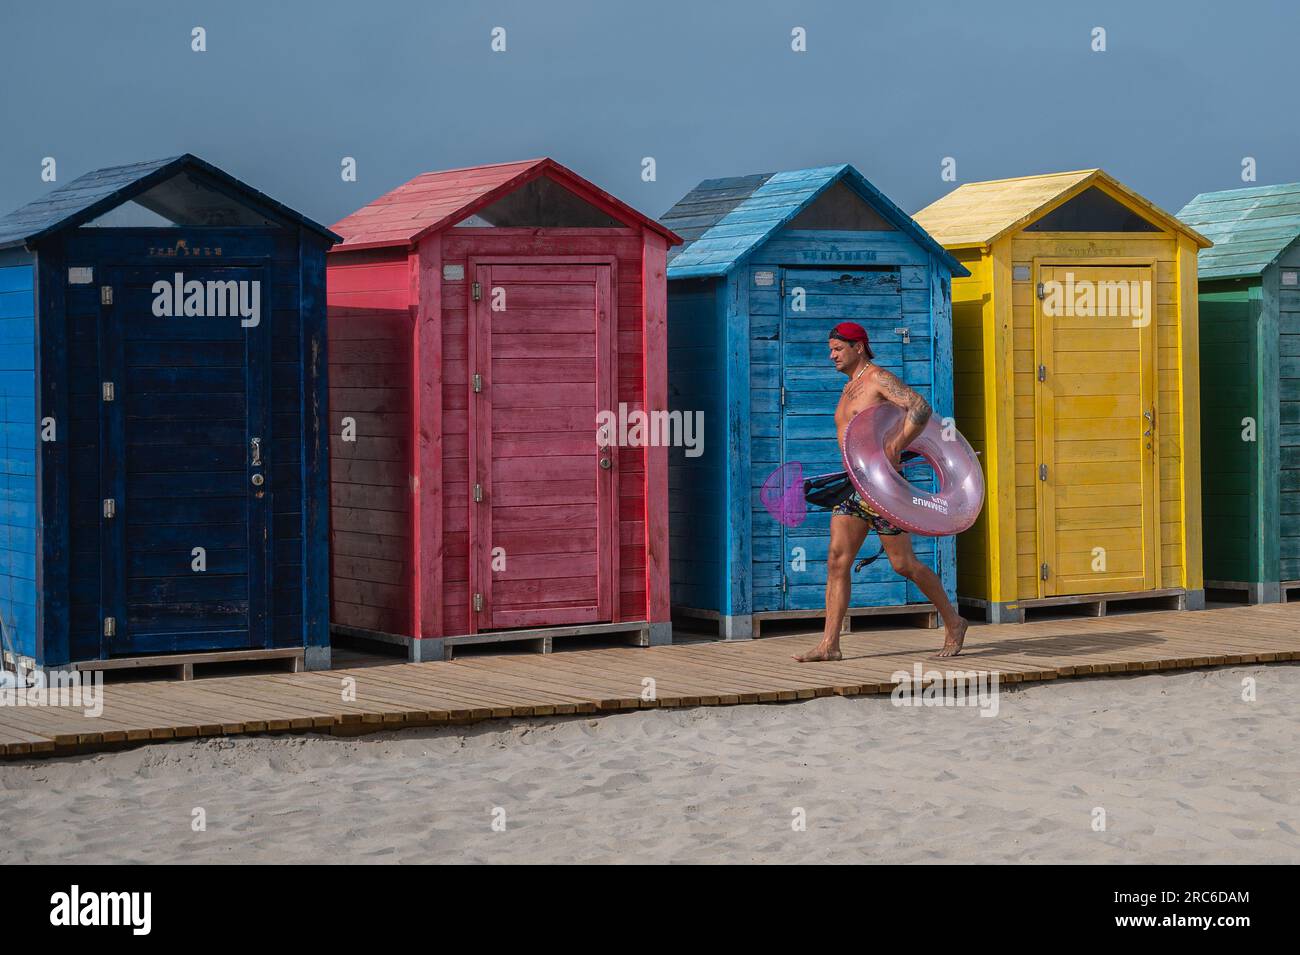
468, 261, 617, 631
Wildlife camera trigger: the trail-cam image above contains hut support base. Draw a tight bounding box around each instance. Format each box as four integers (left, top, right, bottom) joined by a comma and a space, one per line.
334, 621, 660, 662
674, 604, 938, 640
961, 587, 1203, 624
58, 647, 308, 682
1205, 580, 1281, 604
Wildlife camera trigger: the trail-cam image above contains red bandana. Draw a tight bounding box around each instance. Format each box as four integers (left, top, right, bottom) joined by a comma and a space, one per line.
830, 322, 868, 343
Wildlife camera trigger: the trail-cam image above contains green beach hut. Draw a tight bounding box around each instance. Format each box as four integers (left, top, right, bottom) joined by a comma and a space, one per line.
1178, 183, 1300, 602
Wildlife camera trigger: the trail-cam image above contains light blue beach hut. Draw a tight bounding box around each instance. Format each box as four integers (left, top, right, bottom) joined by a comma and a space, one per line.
661, 164, 968, 638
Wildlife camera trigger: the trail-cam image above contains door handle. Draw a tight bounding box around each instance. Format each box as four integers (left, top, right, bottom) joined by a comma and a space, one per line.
598, 447, 612, 470
251, 437, 262, 466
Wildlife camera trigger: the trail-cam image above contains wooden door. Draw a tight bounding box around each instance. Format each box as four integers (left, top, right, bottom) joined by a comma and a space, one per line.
99, 264, 272, 654
778, 266, 927, 610
1035, 264, 1158, 596
468, 262, 616, 631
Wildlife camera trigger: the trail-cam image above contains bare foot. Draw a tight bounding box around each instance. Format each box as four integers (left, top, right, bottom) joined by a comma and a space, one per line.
936, 617, 968, 658
793, 644, 843, 663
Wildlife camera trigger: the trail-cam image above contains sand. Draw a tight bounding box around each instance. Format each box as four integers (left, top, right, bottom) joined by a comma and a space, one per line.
1, 663, 1296, 864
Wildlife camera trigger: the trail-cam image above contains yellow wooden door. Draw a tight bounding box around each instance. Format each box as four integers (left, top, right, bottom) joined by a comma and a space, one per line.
1035, 264, 1158, 596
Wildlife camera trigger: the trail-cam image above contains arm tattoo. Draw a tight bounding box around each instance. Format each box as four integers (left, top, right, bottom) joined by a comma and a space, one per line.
877, 369, 932, 427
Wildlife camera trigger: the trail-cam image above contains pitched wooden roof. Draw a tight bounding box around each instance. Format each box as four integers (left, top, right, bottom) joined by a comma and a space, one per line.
1177, 182, 1300, 280
660, 163, 967, 279
913, 169, 1211, 250
331, 158, 680, 250
0, 153, 339, 251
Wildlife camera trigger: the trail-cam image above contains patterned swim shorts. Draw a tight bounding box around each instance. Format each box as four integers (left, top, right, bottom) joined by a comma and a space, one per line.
831, 491, 904, 535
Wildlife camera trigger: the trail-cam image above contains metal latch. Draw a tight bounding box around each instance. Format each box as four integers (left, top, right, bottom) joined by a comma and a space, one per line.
473, 483, 483, 502
100, 286, 113, 306
1039, 464, 1048, 481
1040, 563, 1050, 581
780, 385, 785, 406
472, 373, 482, 393
250, 437, 262, 466
103, 617, 116, 637
472, 282, 482, 301
1036, 282, 1045, 300
102, 382, 115, 402
894, 326, 911, 345
473, 593, 483, 612
1037, 364, 1046, 382
103, 498, 116, 519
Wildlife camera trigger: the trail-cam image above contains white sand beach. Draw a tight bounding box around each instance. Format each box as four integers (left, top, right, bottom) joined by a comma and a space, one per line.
1, 664, 1296, 864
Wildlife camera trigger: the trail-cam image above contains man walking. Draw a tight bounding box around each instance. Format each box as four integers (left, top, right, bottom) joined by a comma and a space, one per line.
794, 322, 968, 661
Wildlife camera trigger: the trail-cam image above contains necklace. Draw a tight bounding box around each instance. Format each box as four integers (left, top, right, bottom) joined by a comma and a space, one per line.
852, 364, 869, 381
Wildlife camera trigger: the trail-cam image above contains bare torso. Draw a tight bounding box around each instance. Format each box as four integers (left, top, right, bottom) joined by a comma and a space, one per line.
834, 363, 889, 447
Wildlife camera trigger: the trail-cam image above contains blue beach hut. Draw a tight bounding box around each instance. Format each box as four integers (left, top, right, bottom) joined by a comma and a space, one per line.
0, 154, 339, 674
661, 164, 968, 639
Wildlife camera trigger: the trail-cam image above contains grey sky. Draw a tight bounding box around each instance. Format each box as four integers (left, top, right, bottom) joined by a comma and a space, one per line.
2, 0, 1295, 228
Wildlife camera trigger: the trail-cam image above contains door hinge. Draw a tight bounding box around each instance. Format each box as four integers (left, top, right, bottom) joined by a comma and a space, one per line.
780, 277, 785, 297
1036, 282, 1045, 300
101, 381, 115, 402
100, 285, 113, 306
1037, 364, 1046, 382
472, 373, 482, 393
781, 574, 788, 593
471, 282, 482, 301
102, 616, 116, 637
102, 498, 116, 519
473, 483, 483, 502
472, 593, 483, 612
780, 385, 786, 406
1040, 562, 1050, 581
1038, 464, 1048, 482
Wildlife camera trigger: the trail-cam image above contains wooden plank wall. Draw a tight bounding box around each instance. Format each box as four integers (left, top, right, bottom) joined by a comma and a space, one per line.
58, 230, 310, 659
0, 262, 36, 657
1276, 248, 1300, 580
1007, 233, 1189, 599
439, 229, 648, 635
950, 249, 991, 599
326, 248, 412, 635
747, 229, 952, 612
666, 278, 723, 611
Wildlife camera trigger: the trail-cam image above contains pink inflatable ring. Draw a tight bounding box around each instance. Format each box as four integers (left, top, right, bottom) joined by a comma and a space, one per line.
841, 403, 985, 536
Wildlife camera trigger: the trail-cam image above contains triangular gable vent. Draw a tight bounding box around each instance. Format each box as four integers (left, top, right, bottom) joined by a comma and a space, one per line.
82, 169, 282, 229
1025, 186, 1160, 233
785, 180, 895, 231
455, 175, 623, 228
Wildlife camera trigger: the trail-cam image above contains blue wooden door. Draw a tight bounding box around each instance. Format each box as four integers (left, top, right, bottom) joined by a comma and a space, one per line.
99, 264, 272, 655
779, 266, 930, 610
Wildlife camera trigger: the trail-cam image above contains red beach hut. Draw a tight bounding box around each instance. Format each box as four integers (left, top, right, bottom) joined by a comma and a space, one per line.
327, 159, 681, 660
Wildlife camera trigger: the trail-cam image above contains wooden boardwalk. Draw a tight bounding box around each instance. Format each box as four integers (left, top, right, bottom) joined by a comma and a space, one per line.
2, 602, 1298, 759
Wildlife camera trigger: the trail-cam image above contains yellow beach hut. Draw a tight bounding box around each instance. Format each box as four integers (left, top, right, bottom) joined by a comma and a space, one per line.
913, 171, 1212, 622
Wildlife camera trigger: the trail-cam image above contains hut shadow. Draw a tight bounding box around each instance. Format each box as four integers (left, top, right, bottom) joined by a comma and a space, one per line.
841, 627, 1165, 662
956, 628, 1165, 660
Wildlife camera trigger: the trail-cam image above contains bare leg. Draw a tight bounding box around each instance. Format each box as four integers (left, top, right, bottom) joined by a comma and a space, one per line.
794, 515, 869, 662
880, 532, 968, 657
